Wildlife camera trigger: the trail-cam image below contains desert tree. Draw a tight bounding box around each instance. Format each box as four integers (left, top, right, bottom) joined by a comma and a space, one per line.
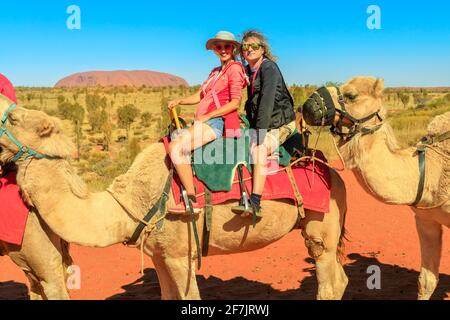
117, 104, 141, 140
141, 112, 153, 128
57, 101, 85, 160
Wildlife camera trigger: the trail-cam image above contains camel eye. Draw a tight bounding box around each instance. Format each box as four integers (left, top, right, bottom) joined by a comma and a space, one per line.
8, 113, 18, 125
345, 93, 358, 101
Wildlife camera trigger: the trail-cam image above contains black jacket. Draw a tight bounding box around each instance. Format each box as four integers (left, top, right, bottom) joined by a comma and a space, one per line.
245, 59, 296, 143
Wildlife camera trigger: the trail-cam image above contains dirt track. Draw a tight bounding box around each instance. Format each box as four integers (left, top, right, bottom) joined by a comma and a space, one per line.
0, 170, 448, 300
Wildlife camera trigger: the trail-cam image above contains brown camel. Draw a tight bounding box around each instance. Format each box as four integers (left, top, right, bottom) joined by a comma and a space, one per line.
0, 95, 349, 300
1, 209, 72, 300
310, 77, 449, 299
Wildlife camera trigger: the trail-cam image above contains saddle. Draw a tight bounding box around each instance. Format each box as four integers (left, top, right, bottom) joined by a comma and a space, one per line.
162, 129, 332, 214
0, 172, 29, 246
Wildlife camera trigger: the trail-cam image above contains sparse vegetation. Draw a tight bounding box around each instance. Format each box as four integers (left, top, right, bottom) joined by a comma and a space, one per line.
13, 85, 449, 190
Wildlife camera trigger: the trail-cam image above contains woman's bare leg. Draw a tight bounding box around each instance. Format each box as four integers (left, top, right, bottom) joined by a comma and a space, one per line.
169, 122, 217, 195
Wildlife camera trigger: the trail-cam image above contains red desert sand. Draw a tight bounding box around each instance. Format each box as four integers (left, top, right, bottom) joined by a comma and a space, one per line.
0, 170, 448, 300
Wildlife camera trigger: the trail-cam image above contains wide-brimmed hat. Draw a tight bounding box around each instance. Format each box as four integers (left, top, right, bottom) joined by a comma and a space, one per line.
205, 31, 240, 50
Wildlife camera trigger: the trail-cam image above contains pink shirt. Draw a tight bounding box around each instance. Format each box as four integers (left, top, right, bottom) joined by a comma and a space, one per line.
196, 62, 247, 118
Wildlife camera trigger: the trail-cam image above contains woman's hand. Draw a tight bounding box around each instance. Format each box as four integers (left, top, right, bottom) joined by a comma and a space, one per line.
195, 114, 210, 123
167, 99, 181, 111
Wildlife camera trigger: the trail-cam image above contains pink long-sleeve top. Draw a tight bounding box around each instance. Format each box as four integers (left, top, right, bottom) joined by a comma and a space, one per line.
196, 62, 248, 138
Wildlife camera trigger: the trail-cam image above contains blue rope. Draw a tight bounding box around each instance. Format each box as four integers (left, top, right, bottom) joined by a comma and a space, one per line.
0, 103, 56, 162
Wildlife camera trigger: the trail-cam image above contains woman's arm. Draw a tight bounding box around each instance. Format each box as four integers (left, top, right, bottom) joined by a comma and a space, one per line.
196, 98, 241, 121
168, 89, 202, 110
254, 62, 280, 144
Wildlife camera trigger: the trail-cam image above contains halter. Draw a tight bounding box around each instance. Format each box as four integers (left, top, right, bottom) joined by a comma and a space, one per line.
330, 87, 384, 142
0, 103, 57, 162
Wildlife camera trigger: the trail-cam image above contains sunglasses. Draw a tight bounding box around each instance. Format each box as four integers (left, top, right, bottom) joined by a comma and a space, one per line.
215, 44, 233, 52
241, 43, 263, 51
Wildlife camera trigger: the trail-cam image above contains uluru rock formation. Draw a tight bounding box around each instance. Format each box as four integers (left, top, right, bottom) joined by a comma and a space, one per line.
55, 70, 189, 88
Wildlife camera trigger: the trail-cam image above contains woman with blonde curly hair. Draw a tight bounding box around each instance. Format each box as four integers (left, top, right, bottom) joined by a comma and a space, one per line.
233, 30, 296, 217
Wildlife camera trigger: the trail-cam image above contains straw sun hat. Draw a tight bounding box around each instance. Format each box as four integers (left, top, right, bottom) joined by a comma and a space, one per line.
205, 31, 240, 50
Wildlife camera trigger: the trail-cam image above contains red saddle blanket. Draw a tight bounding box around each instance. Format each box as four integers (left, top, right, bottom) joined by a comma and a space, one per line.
0, 172, 29, 246
171, 154, 332, 213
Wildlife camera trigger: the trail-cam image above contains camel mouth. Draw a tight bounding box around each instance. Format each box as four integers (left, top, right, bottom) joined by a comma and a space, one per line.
303, 86, 384, 144
302, 87, 337, 127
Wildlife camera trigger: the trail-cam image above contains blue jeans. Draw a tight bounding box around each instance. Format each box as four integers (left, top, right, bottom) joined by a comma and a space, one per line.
205, 117, 224, 139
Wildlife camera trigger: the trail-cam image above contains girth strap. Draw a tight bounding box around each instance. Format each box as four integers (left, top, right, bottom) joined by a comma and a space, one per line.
412, 147, 426, 207
184, 193, 202, 270
285, 165, 306, 220
411, 130, 450, 207
127, 169, 173, 246
202, 187, 213, 257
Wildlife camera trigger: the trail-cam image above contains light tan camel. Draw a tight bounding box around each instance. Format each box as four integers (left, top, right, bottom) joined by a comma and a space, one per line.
322, 77, 449, 300
1, 209, 72, 300
0, 95, 348, 300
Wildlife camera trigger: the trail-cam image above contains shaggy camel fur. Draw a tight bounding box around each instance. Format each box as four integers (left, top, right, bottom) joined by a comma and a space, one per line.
0, 96, 71, 300
1, 210, 72, 300
326, 77, 449, 300
0, 95, 348, 300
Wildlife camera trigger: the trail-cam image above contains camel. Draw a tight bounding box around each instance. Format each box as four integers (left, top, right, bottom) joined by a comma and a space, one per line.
313, 77, 449, 300
1, 209, 72, 300
0, 94, 348, 300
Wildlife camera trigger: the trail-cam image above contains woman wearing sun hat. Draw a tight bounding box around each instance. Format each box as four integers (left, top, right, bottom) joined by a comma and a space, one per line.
167, 31, 248, 214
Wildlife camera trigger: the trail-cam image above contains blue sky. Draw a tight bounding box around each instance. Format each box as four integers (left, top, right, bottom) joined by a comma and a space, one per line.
1, 0, 449, 87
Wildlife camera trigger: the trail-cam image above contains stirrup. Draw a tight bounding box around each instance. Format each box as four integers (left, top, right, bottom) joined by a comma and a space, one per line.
168, 190, 201, 215
232, 201, 263, 219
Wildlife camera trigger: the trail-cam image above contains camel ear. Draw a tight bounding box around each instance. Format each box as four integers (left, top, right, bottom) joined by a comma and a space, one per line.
37, 118, 55, 137
373, 78, 384, 98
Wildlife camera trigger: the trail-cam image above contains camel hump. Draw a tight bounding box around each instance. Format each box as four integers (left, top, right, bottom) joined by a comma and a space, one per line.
428, 111, 450, 137
427, 112, 450, 155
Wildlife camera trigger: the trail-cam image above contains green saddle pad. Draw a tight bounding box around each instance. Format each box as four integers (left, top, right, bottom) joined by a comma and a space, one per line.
192, 128, 305, 192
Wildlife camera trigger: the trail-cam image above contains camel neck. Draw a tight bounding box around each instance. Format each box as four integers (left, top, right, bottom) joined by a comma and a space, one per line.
344, 124, 421, 205
16, 158, 137, 247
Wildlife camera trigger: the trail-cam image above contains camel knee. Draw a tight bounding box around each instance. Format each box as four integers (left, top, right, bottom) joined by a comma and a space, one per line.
305, 238, 325, 259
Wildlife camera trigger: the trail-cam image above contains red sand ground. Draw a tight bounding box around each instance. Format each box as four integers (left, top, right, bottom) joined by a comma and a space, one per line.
0, 170, 448, 300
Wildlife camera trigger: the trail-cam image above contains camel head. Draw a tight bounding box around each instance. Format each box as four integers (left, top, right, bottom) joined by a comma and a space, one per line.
0, 99, 75, 164
302, 76, 386, 144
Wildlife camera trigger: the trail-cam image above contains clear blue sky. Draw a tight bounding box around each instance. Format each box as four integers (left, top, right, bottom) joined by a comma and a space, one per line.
1, 0, 449, 87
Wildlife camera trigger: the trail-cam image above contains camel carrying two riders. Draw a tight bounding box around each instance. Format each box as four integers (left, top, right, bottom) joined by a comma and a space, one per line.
166, 30, 301, 219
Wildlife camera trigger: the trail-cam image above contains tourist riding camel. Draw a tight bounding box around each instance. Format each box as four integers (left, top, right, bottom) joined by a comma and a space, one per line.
166, 31, 248, 214
232, 30, 296, 217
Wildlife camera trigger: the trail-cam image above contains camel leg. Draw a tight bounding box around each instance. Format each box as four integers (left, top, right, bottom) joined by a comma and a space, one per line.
24, 272, 45, 300
302, 206, 348, 300
152, 255, 200, 300
18, 211, 71, 300
415, 215, 442, 300
152, 255, 181, 300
